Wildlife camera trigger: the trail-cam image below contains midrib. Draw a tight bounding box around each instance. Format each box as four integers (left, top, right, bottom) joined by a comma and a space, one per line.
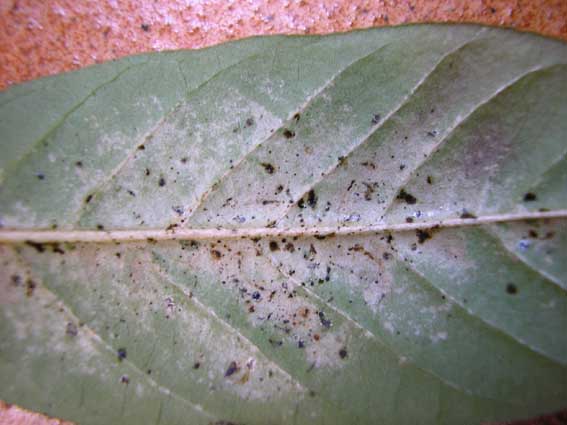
0, 209, 565, 243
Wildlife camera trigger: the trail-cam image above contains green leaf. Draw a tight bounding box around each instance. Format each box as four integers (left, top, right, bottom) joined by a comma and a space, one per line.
1, 24, 566, 425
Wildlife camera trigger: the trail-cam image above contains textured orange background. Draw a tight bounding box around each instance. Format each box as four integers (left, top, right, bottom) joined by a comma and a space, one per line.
1, 0, 567, 91
1, 1, 566, 424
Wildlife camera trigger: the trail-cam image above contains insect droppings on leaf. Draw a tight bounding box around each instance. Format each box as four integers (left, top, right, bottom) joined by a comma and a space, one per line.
65, 322, 78, 337
261, 163, 275, 174
158, 177, 166, 187
523, 192, 537, 201
416, 229, 431, 244
25, 279, 36, 297
371, 113, 381, 124
225, 361, 239, 377
339, 348, 348, 359
307, 190, 317, 208
269, 241, 280, 252
117, 347, 127, 362
282, 129, 295, 139
397, 189, 417, 204
506, 283, 518, 295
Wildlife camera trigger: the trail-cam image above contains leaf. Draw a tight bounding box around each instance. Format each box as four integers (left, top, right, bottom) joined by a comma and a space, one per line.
0, 24, 566, 425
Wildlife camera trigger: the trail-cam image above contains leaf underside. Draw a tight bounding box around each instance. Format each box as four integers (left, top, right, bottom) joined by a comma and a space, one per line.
0, 24, 566, 425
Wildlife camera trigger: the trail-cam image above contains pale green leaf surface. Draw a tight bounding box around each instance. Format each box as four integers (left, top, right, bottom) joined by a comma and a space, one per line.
0, 25, 566, 425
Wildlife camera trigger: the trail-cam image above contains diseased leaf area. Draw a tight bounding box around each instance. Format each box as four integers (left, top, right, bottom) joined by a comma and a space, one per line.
0, 25, 566, 425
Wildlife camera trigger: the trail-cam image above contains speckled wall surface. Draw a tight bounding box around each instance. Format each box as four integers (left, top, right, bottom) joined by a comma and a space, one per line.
0, 1, 566, 424
0, 0, 566, 91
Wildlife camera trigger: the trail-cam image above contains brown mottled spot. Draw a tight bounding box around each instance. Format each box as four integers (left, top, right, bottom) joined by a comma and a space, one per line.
269, 241, 279, 252
25, 279, 36, 297
211, 250, 222, 260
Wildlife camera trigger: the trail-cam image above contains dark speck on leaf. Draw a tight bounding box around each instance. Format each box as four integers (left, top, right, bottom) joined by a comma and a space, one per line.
523, 192, 537, 202
261, 163, 275, 174
141, 23, 150, 32
426, 175, 433, 184
117, 347, 127, 362
252, 291, 261, 300
36, 173, 45, 180
121, 375, 130, 384
25, 279, 36, 297
405, 217, 414, 223
66, 322, 78, 337
85, 194, 93, 203
75, 161, 83, 167
193, 362, 201, 369
158, 177, 166, 187
416, 229, 431, 244
245, 117, 254, 127
339, 348, 348, 359
225, 361, 239, 377
307, 190, 317, 208
506, 283, 518, 295
138, 144, 145, 150
460, 210, 477, 219
96, 224, 104, 230
269, 241, 279, 251
397, 189, 417, 205
211, 250, 222, 260
318, 311, 332, 328
371, 114, 381, 124
283, 129, 295, 139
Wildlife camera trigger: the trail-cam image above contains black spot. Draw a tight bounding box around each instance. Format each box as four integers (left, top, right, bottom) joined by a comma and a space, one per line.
193, 362, 201, 369
211, 250, 222, 260
397, 189, 417, 204
426, 175, 433, 184
523, 192, 537, 202
282, 129, 295, 139
318, 311, 332, 328
269, 241, 280, 251
120, 375, 130, 384
145, 168, 151, 176
252, 291, 261, 300
138, 144, 145, 150
293, 112, 301, 121
158, 177, 166, 187
506, 283, 518, 295
339, 347, 348, 359
225, 361, 239, 377
460, 210, 477, 219
75, 161, 83, 167
307, 190, 317, 208
117, 347, 127, 362
96, 224, 105, 230
65, 322, 78, 337
261, 163, 275, 174
140, 23, 151, 32
36, 173, 45, 180
25, 240, 45, 253
85, 194, 93, 204
371, 114, 381, 124
245, 117, 254, 127
416, 229, 431, 244
405, 217, 414, 223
